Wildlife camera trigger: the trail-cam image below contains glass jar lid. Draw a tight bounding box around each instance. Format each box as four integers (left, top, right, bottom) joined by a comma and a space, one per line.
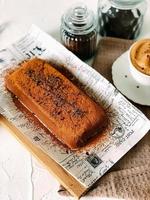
110, 0, 146, 9
61, 4, 97, 35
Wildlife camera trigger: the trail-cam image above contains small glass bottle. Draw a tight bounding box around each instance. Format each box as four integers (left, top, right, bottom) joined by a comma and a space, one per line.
98, 0, 147, 39
61, 4, 97, 60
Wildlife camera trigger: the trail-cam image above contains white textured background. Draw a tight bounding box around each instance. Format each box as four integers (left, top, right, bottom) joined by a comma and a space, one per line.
0, 0, 150, 200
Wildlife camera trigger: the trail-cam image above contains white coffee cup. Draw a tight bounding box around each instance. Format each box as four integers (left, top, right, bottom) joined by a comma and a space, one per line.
129, 39, 150, 85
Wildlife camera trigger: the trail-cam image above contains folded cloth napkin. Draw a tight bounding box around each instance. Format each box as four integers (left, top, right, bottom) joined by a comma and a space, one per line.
58, 133, 150, 199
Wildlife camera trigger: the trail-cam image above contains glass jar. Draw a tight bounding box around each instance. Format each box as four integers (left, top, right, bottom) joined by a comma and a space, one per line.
98, 0, 147, 39
61, 4, 97, 60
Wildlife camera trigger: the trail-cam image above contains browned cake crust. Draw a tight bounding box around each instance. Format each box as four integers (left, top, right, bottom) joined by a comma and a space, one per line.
5, 58, 107, 149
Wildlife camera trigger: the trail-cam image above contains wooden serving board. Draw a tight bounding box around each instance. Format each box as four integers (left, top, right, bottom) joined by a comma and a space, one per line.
0, 116, 86, 199
0, 37, 149, 199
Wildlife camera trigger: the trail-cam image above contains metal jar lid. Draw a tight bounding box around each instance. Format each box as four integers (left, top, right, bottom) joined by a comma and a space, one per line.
110, 0, 146, 9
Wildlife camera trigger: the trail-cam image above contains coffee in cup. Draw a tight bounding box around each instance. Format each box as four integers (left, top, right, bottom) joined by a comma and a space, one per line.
129, 39, 150, 85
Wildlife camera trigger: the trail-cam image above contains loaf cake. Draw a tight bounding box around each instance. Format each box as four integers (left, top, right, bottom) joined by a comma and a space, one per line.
5, 58, 107, 149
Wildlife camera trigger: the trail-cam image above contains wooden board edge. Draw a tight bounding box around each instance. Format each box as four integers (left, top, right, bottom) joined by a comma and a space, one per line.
0, 115, 88, 199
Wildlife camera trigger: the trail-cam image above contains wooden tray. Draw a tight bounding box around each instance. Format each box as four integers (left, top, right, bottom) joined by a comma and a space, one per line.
0, 116, 86, 199
0, 37, 149, 199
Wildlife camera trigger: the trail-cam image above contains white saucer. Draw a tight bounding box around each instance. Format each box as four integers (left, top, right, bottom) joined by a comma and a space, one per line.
112, 51, 150, 106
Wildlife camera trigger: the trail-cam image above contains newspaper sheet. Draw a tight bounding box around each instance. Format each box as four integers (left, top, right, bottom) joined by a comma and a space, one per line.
0, 25, 149, 188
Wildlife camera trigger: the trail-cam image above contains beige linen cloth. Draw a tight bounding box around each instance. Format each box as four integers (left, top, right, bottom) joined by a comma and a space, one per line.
58, 37, 150, 199
58, 133, 150, 199
87, 133, 150, 199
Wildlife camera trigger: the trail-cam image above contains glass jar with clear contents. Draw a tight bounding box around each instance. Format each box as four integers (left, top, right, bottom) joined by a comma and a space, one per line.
61, 4, 97, 60
98, 0, 147, 39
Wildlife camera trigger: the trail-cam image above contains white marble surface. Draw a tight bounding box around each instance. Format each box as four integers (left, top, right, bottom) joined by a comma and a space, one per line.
0, 0, 150, 199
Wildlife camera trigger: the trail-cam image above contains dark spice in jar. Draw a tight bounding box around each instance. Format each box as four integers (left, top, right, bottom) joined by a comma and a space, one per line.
61, 30, 97, 60
98, 0, 147, 39
61, 4, 97, 60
